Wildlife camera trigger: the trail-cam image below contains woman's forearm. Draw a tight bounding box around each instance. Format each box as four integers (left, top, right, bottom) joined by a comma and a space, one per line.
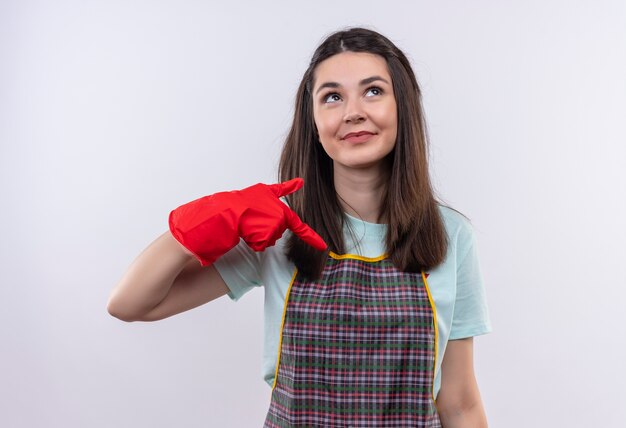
107, 231, 195, 321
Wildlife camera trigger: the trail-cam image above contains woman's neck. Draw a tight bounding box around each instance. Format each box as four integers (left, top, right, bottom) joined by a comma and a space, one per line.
333, 162, 390, 224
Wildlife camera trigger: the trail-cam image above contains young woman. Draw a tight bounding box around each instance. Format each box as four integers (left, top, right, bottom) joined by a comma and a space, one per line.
108, 27, 491, 427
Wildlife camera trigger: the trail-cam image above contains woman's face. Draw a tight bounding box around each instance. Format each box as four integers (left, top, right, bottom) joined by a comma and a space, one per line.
311, 51, 398, 172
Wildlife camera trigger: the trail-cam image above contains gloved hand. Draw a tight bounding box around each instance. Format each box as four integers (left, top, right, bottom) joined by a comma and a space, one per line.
168, 178, 327, 266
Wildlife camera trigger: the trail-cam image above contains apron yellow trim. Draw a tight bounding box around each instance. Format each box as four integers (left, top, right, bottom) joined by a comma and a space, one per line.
421, 270, 439, 402
328, 251, 388, 262
271, 267, 299, 390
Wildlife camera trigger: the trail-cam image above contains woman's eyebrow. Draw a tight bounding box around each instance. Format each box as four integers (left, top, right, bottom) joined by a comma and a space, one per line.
315, 75, 390, 95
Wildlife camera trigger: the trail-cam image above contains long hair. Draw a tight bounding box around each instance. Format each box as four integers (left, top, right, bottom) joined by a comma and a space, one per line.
279, 27, 447, 279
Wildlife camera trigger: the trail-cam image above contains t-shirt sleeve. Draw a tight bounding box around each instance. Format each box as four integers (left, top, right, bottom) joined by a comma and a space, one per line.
448, 222, 492, 340
212, 238, 263, 301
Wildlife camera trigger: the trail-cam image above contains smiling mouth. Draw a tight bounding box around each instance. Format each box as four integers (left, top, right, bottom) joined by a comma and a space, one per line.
343, 132, 376, 143
343, 130, 375, 138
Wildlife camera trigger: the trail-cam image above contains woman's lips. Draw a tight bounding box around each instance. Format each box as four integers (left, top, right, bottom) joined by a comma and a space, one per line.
343, 132, 376, 143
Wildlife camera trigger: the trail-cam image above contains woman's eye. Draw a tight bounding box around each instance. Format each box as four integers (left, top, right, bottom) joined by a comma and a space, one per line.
323, 93, 341, 103
365, 87, 383, 97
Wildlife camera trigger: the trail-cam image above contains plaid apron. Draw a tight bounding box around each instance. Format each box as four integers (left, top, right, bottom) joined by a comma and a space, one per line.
264, 252, 441, 427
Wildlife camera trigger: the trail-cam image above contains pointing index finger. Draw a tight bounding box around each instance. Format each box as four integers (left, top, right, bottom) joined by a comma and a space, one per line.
282, 205, 327, 251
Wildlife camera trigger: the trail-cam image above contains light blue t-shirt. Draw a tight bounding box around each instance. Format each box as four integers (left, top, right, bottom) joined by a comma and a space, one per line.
214, 205, 491, 399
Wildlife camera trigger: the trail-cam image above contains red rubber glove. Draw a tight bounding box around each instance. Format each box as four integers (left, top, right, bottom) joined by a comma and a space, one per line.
168, 178, 327, 266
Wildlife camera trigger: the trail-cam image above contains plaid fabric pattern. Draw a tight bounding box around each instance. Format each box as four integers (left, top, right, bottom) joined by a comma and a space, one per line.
264, 255, 441, 427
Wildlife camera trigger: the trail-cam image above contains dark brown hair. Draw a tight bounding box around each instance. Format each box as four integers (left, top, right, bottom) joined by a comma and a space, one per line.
279, 27, 447, 279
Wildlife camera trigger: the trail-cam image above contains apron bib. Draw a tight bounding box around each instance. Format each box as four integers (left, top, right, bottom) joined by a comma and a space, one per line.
264, 253, 441, 427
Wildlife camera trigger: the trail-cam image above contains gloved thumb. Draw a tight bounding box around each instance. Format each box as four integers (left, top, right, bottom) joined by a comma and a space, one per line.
268, 178, 304, 198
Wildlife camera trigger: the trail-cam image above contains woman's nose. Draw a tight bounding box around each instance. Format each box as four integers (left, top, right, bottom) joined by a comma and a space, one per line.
343, 99, 366, 123
344, 112, 366, 123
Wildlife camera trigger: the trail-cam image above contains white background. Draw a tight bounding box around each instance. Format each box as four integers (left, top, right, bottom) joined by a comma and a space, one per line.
2, 1, 625, 427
